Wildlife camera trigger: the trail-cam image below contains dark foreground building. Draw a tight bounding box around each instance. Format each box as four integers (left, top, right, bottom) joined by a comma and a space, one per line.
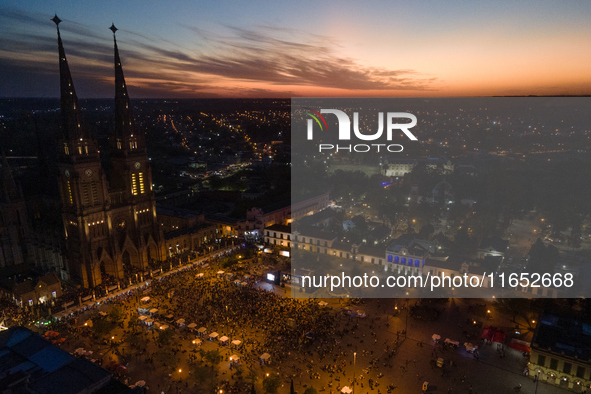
0, 327, 137, 393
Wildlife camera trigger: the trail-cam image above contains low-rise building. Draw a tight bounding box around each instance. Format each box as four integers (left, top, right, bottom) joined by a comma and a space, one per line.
291, 193, 330, 220
0, 271, 62, 307
382, 159, 417, 177
477, 236, 509, 260
528, 314, 591, 392
236, 201, 291, 239
157, 206, 217, 257
264, 224, 291, 248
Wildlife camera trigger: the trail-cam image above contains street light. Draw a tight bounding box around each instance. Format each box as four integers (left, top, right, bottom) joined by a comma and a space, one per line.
404, 293, 409, 338
353, 352, 357, 394
534, 369, 541, 394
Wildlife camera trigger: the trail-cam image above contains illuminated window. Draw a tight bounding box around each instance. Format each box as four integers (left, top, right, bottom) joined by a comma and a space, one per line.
64, 143, 69, 155
67, 181, 73, 204
139, 172, 145, 194
131, 174, 138, 195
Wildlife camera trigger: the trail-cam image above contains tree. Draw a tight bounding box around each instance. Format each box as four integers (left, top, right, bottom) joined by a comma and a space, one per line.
92, 318, 114, 338
494, 298, 532, 324
263, 375, 281, 394
157, 328, 175, 346
526, 239, 559, 274
418, 224, 435, 240
203, 349, 222, 366
191, 364, 212, 386
108, 305, 124, 324
245, 369, 258, 384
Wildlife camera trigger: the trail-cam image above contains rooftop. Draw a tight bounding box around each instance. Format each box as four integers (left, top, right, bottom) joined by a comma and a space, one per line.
264, 224, 291, 233
532, 314, 591, 362
0, 327, 115, 394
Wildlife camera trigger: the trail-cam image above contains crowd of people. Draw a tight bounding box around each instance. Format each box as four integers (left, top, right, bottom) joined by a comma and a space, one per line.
1, 243, 534, 394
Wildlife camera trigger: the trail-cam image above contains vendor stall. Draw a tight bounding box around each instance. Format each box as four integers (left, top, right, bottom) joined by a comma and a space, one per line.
231, 339, 242, 348
444, 338, 459, 348
260, 353, 271, 365
464, 342, 478, 354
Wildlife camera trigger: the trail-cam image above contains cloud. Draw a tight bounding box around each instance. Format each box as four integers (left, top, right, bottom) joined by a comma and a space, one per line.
0, 5, 437, 97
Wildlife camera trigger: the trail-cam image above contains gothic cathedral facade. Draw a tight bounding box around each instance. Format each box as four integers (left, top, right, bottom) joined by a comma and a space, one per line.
53, 17, 162, 288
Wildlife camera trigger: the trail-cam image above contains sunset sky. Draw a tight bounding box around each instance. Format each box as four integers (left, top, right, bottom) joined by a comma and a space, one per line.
2, 0, 591, 98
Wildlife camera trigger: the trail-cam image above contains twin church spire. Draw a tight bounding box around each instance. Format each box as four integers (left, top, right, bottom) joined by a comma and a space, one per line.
53, 15, 141, 159
110, 23, 144, 154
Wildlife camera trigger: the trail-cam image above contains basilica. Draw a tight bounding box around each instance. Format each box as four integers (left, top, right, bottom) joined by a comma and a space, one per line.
0, 17, 195, 291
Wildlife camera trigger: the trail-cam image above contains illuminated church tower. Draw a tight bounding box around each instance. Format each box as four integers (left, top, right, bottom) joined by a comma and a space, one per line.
105, 23, 162, 282
53, 16, 161, 287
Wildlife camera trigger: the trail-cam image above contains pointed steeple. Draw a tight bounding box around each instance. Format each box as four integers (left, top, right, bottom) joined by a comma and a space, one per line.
111, 24, 144, 153
53, 15, 86, 142
53, 15, 98, 159
1, 149, 20, 203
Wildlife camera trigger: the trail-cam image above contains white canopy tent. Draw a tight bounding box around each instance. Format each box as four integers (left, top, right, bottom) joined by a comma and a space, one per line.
219, 336, 229, 343
318, 301, 328, 307
231, 339, 242, 348
192, 339, 202, 346
209, 332, 219, 340
187, 323, 197, 329
260, 353, 271, 363
197, 327, 207, 335
138, 316, 148, 321
341, 387, 352, 394
149, 308, 158, 314
229, 354, 240, 363
140, 297, 150, 303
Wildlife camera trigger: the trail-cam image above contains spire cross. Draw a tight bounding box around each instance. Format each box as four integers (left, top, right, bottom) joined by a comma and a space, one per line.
51, 14, 61, 27
110, 23, 118, 35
